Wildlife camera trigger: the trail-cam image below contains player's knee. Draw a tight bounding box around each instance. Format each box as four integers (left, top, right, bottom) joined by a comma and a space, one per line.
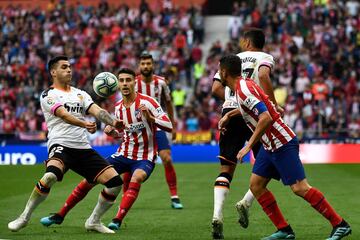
291, 182, 310, 197
249, 181, 264, 196
36, 171, 58, 194
161, 154, 172, 165
102, 176, 123, 200
46, 165, 63, 182
104, 175, 123, 188
214, 172, 232, 189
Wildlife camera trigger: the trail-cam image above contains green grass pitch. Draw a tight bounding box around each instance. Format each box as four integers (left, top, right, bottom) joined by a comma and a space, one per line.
0, 163, 359, 239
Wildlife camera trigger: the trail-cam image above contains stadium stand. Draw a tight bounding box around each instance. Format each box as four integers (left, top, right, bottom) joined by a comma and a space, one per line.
0, 0, 358, 144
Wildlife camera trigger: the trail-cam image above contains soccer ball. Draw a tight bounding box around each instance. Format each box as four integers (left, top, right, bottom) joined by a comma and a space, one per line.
93, 72, 119, 98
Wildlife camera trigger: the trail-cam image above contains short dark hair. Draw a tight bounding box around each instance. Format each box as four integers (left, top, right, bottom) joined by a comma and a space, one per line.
47, 55, 69, 72
243, 28, 265, 49
118, 68, 136, 78
219, 55, 242, 77
139, 51, 153, 61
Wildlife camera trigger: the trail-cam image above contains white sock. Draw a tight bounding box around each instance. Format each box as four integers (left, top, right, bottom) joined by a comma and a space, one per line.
241, 189, 255, 207
88, 187, 120, 223
213, 177, 230, 221
21, 172, 57, 220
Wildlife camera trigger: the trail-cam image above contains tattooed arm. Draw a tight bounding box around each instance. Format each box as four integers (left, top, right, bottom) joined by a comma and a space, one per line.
87, 104, 124, 129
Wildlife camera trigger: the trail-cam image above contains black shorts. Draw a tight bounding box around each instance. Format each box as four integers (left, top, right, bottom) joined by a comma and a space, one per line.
219, 108, 261, 165
48, 144, 112, 183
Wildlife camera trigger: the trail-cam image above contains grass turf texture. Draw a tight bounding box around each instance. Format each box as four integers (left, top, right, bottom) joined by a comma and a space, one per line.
0, 163, 358, 240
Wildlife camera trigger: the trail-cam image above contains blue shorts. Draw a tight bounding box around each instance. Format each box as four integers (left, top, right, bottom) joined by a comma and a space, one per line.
106, 155, 155, 181
252, 137, 306, 185
156, 130, 171, 151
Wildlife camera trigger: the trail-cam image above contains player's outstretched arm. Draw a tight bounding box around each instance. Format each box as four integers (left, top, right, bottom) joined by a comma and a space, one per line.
55, 106, 96, 131
87, 104, 124, 129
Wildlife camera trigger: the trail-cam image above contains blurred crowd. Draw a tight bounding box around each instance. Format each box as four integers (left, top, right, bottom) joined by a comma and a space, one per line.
0, 0, 359, 143
0, 0, 205, 140
192, 0, 360, 142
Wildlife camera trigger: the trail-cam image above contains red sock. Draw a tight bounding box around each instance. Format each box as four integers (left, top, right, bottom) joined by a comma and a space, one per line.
304, 187, 342, 227
122, 172, 131, 193
257, 191, 289, 229
164, 164, 178, 197
58, 179, 94, 217
115, 182, 141, 221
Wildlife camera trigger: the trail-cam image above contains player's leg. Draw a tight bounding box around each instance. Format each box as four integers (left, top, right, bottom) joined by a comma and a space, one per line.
157, 130, 183, 209
85, 167, 122, 234
277, 138, 351, 239
235, 126, 262, 228
251, 147, 295, 240
121, 171, 131, 193
212, 163, 236, 240
74, 150, 122, 234
8, 158, 64, 232
109, 159, 154, 230
235, 140, 262, 228
40, 178, 95, 227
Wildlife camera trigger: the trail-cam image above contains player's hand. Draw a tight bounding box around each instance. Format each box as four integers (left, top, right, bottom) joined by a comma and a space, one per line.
84, 121, 97, 134
104, 125, 116, 136
237, 145, 251, 163
139, 104, 155, 124
276, 105, 285, 117
113, 119, 125, 130
218, 115, 230, 134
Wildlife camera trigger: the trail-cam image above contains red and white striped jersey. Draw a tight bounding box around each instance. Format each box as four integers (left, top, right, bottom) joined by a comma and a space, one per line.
114, 93, 172, 162
235, 78, 296, 151
135, 74, 171, 104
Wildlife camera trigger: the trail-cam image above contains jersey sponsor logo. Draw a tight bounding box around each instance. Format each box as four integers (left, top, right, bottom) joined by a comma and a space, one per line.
64, 103, 84, 114
126, 122, 146, 132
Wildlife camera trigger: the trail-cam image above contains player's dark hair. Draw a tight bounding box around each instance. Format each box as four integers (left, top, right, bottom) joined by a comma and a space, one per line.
139, 51, 153, 61
47, 55, 69, 72
118, 68, 136, 78
243, 28, 265, 49
219, 55, 242, 77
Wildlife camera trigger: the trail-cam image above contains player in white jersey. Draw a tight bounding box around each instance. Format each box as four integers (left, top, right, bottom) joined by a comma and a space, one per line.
122, 52, 183, 209
211, 29, 280, 239
40, 68, 173, 232
8, 56, 124, 234
218, 54, 351, 240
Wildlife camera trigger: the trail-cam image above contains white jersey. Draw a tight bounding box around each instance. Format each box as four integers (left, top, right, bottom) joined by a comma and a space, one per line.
213, 51, 275, 111
40, 86, 94, 150
237, 51, 275, 85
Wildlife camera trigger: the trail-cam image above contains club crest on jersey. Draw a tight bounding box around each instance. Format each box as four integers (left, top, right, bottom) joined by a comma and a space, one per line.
135, 109, 142, 121
77, 94, 83, 101
47, 97, 55, 106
